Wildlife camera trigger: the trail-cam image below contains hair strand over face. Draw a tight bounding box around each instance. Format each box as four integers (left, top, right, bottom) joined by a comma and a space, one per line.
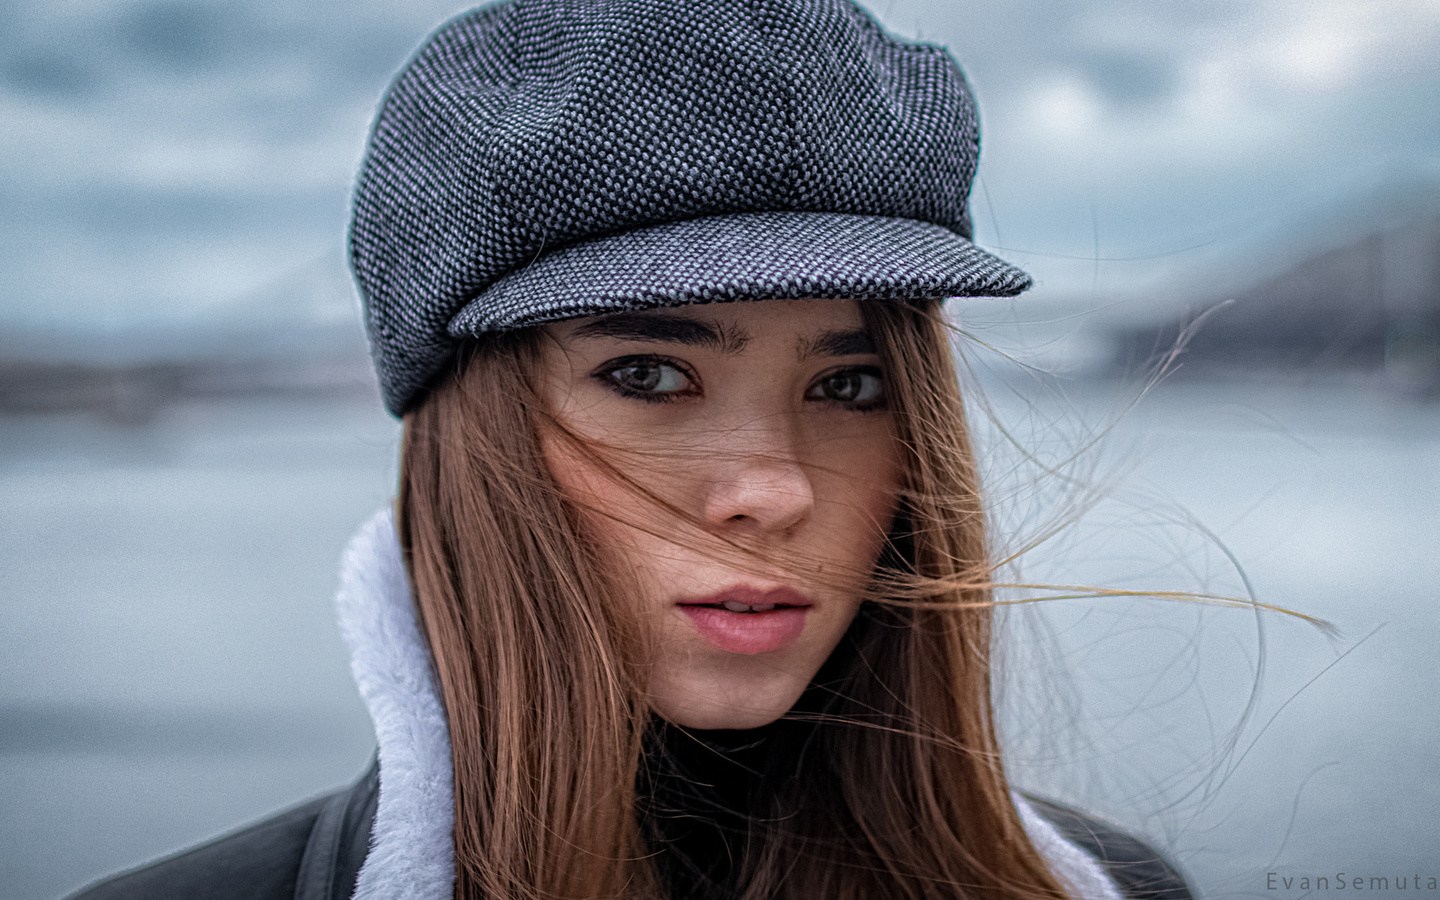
399, 301, 1074, 900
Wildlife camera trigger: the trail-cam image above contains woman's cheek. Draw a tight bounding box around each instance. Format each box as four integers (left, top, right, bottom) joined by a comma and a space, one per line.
819, 429, 902, 536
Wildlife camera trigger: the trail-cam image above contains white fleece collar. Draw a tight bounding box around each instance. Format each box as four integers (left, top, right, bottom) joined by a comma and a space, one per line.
333, 509, 1120, 900
334, 510, 454, 900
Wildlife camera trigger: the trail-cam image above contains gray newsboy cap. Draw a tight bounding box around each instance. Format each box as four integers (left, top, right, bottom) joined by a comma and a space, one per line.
350, 0, 1031, 415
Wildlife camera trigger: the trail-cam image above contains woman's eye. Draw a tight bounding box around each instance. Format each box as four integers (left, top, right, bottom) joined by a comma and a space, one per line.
807, 368, 885, 407
601, 358, 695, 400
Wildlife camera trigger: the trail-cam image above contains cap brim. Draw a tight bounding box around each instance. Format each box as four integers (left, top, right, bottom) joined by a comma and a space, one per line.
448, 211, 1030, 335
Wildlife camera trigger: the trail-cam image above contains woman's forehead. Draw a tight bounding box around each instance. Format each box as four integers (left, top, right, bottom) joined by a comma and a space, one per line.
550, 298, 869, 345
541, 301, 878, 366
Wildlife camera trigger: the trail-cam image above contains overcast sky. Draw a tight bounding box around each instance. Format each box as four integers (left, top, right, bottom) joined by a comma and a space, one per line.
2, 0, 1437, 339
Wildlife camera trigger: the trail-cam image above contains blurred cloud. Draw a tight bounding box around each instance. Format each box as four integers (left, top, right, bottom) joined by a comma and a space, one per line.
1, 0, 1438, 339
882, 0, 1440, 296
1077, 50, 1180, 109
117, 2, 239, 74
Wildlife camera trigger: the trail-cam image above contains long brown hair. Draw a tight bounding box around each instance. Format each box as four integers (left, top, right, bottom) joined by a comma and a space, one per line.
398, 298, 1074, 899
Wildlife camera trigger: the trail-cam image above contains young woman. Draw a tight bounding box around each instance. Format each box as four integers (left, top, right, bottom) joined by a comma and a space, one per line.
73, 0, 1192, 898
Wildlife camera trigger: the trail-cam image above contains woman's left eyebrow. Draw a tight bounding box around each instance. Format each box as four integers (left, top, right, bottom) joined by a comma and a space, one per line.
798, 329, 876, 359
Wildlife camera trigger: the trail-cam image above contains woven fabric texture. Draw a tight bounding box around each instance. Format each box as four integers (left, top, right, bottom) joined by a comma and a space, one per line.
350, 0, 1031, 414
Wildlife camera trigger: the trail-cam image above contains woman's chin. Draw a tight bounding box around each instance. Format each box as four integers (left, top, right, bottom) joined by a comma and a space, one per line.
649, 681, 805, 730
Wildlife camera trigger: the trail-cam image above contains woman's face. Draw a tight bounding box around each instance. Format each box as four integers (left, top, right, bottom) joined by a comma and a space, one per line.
537, 298, 902, 730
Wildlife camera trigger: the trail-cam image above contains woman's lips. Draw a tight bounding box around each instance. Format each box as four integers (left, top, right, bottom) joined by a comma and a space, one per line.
678, 587, 811, 655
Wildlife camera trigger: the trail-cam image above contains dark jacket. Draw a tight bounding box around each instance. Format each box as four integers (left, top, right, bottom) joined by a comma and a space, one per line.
69, 758, 1191, 900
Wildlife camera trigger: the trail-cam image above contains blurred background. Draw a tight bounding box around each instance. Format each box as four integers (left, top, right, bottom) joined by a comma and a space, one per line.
1, 0, 1437, 897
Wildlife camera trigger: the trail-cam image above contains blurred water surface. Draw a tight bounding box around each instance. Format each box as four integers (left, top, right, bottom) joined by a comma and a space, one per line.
1, 380, 1437, 899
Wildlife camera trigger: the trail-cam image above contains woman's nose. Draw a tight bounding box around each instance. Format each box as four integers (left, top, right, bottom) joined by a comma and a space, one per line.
699, 427, 815, 534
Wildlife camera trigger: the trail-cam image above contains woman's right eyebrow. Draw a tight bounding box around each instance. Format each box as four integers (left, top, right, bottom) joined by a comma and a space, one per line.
570, 313, 750, 353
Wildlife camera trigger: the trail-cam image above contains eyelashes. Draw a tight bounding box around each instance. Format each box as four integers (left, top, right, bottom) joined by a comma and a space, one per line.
597, 356, 699, 403
593, 355, 887, 411
805, 368, 884, 408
